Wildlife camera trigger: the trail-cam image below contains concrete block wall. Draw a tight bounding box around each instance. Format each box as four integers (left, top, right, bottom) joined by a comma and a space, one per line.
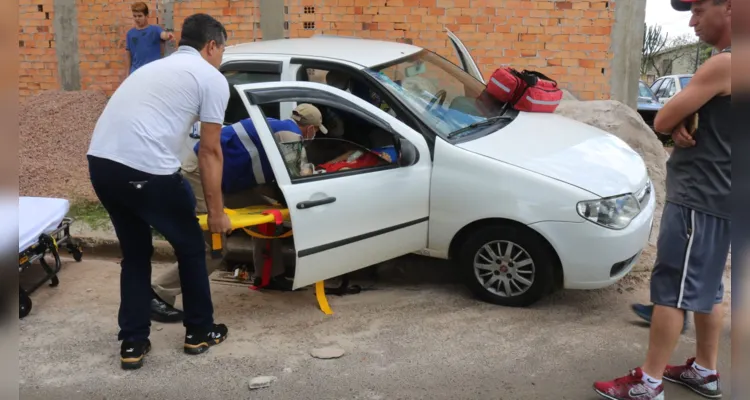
19, 0, 623, 101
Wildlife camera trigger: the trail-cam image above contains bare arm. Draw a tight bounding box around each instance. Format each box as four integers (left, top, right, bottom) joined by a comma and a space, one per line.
198, 122, 225, 217
653, 53, 731, 133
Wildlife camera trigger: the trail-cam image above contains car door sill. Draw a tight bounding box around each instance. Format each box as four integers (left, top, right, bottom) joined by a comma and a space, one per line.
297, 217, 429, 258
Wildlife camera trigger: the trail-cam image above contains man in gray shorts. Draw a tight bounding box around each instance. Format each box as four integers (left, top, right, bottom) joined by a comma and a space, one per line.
593, 1, 731, 399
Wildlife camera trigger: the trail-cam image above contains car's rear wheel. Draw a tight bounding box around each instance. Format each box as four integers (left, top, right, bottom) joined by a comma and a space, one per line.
459, 225, 555, 307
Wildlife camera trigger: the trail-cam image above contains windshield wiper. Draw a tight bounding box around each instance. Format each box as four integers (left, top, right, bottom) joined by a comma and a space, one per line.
447, 115, 513, 139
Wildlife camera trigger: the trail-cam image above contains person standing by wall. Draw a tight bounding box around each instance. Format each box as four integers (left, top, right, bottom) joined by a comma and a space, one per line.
593, 1, 732, 399
125, 2, 175, 77
87, 13, 233, 370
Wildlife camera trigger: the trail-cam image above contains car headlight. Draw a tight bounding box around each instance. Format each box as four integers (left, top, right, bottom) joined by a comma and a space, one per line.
576, 194, 641, 230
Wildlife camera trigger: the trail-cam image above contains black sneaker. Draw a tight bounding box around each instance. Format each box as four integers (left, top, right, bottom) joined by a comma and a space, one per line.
184, 323, 228, 355
120, 340, 151, 370
151, 296, 184, 323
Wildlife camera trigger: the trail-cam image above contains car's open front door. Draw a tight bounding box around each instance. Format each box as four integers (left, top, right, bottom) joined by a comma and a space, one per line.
232, 81, 432, 289
446, 28, 485, 84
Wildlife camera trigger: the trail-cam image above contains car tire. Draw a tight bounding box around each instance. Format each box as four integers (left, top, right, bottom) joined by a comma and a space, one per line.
459, 225, 555, 308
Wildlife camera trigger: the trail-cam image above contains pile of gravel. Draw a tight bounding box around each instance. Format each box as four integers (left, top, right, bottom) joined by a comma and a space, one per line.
19, 90, 109, 202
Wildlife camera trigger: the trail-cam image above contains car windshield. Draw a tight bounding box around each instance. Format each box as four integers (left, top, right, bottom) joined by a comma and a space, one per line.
365, 50, 507, 139
638, 82, 655, 99
679, 76, 692, 88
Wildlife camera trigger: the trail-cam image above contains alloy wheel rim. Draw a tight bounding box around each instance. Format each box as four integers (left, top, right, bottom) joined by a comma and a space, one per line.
473, 240, 535, 297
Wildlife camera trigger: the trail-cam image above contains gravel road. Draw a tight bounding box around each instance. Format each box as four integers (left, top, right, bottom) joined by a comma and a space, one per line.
19, 256, 731, 400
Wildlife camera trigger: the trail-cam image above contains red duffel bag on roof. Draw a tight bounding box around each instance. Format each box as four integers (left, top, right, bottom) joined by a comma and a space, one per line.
486, 67, 563, 113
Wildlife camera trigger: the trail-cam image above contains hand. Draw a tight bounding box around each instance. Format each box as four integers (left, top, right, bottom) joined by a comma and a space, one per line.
167, 32, 175, 42
207, 212, 232, 234
671, 122, 696, 148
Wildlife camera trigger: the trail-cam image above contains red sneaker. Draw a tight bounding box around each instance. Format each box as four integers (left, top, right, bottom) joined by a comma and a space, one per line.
593, 367, 665, 400
664, 357, 722, 398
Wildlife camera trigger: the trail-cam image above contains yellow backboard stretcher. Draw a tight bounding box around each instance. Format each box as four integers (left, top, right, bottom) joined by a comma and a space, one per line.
197, 206, 333, 315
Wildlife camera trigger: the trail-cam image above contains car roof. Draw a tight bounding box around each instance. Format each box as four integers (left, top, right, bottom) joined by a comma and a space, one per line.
660, 74, 693, 79
224, 36, 424, 68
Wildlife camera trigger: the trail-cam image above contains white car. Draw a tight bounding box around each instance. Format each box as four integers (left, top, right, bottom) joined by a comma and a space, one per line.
650, 74, 693, 104
205, 31, 655, 307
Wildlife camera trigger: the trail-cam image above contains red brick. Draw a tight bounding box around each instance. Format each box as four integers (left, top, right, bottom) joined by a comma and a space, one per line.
17, 0, 615, 99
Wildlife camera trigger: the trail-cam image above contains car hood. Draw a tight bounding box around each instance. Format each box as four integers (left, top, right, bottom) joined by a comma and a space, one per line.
457, 112, 648, 198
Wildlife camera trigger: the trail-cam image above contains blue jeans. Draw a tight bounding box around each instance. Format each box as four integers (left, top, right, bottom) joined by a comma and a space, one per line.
88, 155, 213, 341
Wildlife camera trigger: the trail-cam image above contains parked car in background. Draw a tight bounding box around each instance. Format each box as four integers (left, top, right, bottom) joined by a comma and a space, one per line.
650, 74, 692, 104
636, 80, 667, 143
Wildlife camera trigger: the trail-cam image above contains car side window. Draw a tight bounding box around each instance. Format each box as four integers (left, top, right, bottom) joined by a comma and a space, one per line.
666, 79, 677, 97
222, 70, 282, 124
654, 79, 670, 98
650, 79, 663, 95
260, 100, 410, 182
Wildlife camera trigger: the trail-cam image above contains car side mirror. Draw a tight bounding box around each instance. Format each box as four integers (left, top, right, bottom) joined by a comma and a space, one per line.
397, 138, 419, 167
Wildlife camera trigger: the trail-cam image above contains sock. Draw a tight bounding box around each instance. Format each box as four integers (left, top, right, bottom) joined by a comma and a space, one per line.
692, 361, 717, 377
641, 370, 662, 389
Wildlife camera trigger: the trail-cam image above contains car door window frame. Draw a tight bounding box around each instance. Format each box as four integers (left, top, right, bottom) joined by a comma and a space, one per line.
220, 61, 284, 123
661, 79, 675, 98
289, 57, 439, 158
446, 28, 485, 84
650, 78, 663, 95
666, 79, 677, 97
241, 85, 420, 184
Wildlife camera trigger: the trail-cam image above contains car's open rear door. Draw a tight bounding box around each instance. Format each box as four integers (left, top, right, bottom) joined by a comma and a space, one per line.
446, 28, 485, 84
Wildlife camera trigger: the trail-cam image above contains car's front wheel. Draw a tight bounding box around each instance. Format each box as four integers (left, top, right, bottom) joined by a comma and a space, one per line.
459, 225, 555, 307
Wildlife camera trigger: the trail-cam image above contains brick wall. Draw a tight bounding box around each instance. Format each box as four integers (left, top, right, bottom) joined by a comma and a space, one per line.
19, 0, 57, 96
19, 0, 615, 100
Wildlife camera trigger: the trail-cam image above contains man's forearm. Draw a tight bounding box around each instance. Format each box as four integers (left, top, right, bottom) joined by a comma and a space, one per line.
198, 148, 225, 216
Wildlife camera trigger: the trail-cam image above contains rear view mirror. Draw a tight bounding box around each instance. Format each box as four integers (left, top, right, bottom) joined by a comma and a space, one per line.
398, 138, 419, 167
405, 62, 427, 78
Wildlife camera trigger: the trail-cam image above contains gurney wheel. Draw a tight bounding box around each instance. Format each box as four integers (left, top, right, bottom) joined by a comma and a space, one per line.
19, 291, 31, 319
72, 247, 83, 262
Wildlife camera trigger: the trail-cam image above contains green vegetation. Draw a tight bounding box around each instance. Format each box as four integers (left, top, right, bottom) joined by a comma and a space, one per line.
68, 199, 166, 240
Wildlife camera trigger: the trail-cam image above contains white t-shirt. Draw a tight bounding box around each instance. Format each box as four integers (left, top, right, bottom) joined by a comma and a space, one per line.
87, 46, 229, 175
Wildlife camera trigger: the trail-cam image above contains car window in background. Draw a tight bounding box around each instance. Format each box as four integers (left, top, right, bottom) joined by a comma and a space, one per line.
679, 76, 692, 88
650, 78, 663, 94
665, 79, 676, 97
638, 82, 655, 99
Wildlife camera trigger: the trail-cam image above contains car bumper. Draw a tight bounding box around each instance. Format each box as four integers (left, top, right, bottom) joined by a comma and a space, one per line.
528, 186, 656, 290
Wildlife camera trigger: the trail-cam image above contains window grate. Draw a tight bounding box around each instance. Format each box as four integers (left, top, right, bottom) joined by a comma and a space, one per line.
304, 6, 315, 14
304, 21, 315, 30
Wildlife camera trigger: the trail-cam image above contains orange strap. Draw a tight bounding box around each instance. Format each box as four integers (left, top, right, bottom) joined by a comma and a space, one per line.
249, 209, 285, 291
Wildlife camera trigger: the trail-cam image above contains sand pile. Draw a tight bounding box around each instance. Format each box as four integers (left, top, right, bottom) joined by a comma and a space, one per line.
555, 100, 668, 244
19, 90, 108, 202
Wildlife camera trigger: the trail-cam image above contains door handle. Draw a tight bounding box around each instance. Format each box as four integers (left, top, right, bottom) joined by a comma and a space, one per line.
296, 197, 336, 210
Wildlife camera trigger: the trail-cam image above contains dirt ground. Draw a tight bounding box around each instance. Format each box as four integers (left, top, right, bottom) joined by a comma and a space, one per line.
19, 256, 731, 400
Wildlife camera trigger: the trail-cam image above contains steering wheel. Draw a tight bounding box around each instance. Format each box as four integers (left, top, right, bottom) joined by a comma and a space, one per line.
426, 90, 447, 111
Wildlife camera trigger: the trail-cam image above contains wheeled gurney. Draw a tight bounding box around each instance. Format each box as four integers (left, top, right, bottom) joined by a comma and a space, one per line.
18, 197, 83, 318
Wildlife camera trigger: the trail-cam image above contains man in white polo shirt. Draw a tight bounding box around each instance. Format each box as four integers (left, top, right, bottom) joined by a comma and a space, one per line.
87, 13, 232, 370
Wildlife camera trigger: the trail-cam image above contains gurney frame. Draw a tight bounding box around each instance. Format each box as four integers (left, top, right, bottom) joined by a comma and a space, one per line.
18, 217, 83, 319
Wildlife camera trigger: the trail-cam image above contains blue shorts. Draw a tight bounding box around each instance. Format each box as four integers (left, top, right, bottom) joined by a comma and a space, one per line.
650, 202, 731, 314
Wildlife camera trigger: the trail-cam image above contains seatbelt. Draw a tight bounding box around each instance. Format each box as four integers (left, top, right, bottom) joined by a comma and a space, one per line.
248, 209, 285, 291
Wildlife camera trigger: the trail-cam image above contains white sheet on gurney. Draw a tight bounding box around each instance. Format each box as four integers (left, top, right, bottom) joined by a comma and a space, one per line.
19, 197, 70, 253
